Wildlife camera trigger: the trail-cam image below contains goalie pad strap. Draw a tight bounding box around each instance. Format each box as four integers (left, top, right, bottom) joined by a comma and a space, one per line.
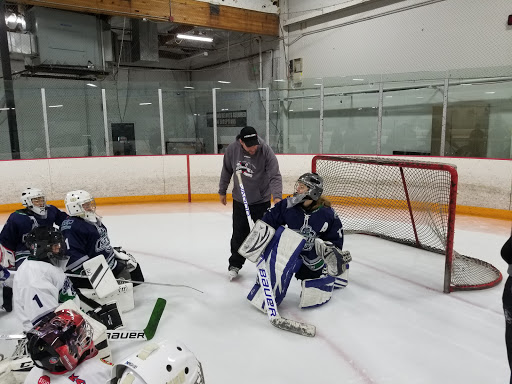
79, 282, 134, 313
299, 275, 335, 309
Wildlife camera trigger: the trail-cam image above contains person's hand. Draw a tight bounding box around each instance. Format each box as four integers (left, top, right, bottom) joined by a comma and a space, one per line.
220, 195, 227, 205
273, 198, 282, 204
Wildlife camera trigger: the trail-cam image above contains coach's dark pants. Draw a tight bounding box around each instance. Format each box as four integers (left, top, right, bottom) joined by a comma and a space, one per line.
229, 200, 270, 270
503, 276, 512, 384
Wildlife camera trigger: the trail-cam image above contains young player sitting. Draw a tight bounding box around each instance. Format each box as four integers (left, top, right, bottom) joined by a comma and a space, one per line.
108, 340, 205, 384
61, 190, 144, 289
13, 226, 79, 333
244, 172, 351, 309
0, 188, 68, 312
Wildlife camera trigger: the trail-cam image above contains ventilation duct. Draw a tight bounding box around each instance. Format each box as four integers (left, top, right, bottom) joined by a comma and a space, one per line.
130, 19, 158, 63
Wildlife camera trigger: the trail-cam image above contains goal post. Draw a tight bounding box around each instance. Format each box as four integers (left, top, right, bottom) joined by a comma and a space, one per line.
312, 155, 502, 293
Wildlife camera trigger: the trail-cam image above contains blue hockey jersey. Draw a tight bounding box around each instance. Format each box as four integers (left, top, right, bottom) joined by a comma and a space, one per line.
60, 217, 117, 274
0, 206, 68, 267
261, 198, 344, 270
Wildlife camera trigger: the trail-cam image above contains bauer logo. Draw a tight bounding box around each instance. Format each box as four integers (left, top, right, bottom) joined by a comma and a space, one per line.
38, 376, 51, 384
108, 332, 145, 340
259, 267, 277, 317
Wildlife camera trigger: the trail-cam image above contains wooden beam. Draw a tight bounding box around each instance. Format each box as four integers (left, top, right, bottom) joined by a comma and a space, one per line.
170, 0, 278, 36
12, 0, 171, 21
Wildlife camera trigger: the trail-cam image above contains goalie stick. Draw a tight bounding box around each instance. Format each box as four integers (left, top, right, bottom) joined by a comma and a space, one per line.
236, 170, 316, 338
67, 273, 204, 293
0, 298, 166, 342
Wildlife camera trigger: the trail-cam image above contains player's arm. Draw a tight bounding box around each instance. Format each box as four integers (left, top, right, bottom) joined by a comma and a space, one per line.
61, 224, 90, 273
52, 205, 70, 227
260, 200, 285, 229
264, 147, 283, 203
218, 145, 234, 197
22, 278, 61, 329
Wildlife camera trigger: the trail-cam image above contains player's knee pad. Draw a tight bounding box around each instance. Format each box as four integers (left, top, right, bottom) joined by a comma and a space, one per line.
80, 282, 134, 313
247, 226, 304, 311
299, 274, 335, 309
334, 264, 350, 290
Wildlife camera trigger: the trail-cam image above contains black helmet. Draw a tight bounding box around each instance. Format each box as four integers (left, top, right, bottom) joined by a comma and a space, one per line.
25, 226, 67, 266
297, 172, 324, 200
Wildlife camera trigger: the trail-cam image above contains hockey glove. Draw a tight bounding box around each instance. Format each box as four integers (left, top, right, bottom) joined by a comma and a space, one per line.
114, 247, 137, 273
315, 239, 352, 277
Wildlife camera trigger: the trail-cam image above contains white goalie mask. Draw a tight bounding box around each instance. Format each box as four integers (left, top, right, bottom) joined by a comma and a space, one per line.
109, 340, 205, 384
65, 190, 98, 223
21, 188, 47, 216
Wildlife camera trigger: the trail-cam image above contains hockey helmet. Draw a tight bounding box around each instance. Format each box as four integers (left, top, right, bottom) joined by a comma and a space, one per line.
21, 188, 46, 216
65, 190, 98, 223
24, 226, 68, 268
27, 309, 97, 374
287, 173, 324, 208
109, 340, 205, 384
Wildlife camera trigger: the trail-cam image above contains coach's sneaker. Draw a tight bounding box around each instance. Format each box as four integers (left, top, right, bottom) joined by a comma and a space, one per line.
228, 266, 240, 281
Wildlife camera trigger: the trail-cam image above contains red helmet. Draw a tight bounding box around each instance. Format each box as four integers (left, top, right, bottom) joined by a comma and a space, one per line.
27, 309, 97, 374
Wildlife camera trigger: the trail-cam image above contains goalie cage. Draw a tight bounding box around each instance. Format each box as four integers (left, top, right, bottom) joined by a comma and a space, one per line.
312, 155, 502, 293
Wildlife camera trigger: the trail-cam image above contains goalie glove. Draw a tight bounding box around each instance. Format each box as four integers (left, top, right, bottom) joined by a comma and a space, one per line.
114, 247, 137, 273
315, 238, 352, 277
0, 245, 15, 269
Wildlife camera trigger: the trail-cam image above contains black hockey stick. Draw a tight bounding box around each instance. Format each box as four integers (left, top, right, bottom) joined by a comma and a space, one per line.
236, 170, 315, 337
0, 298, 166, 342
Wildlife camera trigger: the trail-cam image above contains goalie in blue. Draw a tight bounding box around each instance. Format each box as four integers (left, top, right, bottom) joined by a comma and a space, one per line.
246, 172, 351, 309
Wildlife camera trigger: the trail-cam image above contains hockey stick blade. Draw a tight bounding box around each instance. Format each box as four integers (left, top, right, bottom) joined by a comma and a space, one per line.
271, 317, 316, 337
143, 297, 166, 340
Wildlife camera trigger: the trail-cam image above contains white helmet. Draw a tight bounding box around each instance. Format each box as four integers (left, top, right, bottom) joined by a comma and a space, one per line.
65, 190, 98, 223
21, 188, 47, 216
109, 340, 205, 384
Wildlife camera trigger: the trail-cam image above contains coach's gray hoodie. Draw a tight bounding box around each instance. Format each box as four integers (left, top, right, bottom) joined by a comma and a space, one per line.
218, 136, 282, 204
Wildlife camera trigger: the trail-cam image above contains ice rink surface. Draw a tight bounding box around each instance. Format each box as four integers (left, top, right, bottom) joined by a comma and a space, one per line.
0, 202, 510, 384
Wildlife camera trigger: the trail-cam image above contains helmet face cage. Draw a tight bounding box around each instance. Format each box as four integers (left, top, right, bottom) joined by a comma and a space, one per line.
25, 227, 68, 264
295, 173, 324, 201
65, 190, 97, 222
27, 310, 95, 374
21, 188, 46, 216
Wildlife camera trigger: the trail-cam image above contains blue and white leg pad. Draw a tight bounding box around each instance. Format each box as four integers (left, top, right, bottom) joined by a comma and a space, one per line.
334, 264, 350, 290
247, 226, 305, 312
299, 274, 336, 308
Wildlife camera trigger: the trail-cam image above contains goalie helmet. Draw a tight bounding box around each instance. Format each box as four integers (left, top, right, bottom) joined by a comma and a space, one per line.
108, 340, 205, 384
26, 309, 97, 374
65, 190, 98, 223
25, 226, 68, 269
287, 173, 324, 208
20, 187, 47, 216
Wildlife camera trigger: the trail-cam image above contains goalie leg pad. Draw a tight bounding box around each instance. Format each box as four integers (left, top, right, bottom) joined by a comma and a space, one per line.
83, 255, 119, 299
88, 301, 124, 330
79, 282, 134, 313
299, 275, 335, 309
247, 226, 305, 309
334, 265, 350, 290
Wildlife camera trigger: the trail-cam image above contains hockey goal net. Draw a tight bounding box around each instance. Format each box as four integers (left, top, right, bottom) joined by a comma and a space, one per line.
312, 155, 502, 293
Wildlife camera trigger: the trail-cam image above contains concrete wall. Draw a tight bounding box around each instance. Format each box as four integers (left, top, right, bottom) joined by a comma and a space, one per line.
0, 155, 510, 214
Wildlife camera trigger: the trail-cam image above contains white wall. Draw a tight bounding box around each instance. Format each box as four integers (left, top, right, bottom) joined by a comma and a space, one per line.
0, 155, 510, 212
283, 0, 512, 77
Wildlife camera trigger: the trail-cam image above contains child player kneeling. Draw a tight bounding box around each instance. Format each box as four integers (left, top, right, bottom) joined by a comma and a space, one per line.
242, 172, 351, 310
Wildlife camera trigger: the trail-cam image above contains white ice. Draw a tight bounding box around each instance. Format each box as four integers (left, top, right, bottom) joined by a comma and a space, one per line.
0, 202, 510, 384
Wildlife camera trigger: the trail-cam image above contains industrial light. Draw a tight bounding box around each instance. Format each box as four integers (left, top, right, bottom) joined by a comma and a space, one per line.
86, 83, 97, 88
48, 105, 63, 108
139, 102, 152, 105
184, 86, 194, 89
176, 34, 213, 42
352, 78, 364, 81
218, 81, 231, 84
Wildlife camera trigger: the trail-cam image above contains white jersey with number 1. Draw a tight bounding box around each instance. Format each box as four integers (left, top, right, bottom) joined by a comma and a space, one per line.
23, 357, 113, 384
13, 259, 79, 331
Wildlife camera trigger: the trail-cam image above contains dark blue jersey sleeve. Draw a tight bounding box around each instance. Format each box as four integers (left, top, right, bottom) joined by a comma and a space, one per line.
0, 212, 25, 252
319, 207, 344, 250
261, 200, 287, 229
47, 205, 68, 227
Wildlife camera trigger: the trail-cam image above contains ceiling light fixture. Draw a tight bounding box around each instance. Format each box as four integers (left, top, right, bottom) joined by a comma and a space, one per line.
86, 83, 97, 88
139, 102, 152, 106
218, 81, 231, 84
48, 105, 63, 108
184, 86, 194, 89
177, 34, 213, 43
